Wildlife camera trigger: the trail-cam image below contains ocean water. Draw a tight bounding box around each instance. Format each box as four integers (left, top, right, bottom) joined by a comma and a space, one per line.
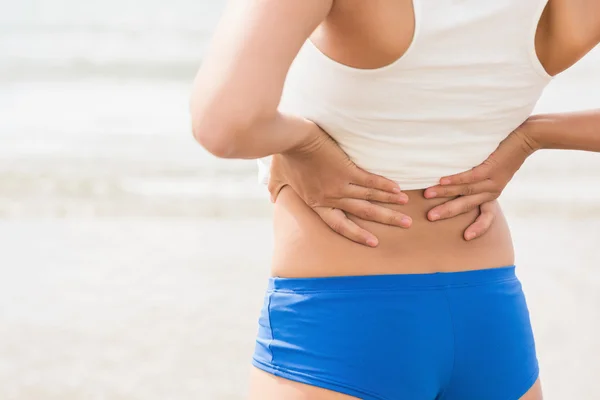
1, 0, 600, 217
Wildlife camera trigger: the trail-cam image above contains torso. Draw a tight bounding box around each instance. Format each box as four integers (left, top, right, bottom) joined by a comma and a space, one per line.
268, 0, 599, 278
272, 187, 514, 277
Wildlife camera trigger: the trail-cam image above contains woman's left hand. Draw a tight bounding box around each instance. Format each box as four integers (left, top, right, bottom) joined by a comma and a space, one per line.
422, 121, 541, 240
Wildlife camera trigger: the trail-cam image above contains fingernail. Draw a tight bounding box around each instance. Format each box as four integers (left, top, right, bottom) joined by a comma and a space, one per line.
392, 187, 401, 194
367, 238, 378, 247
440, 178, 451, 185
426, 191, 437, 199
398, 194, 409, 203
429, 212, 440, 221
466, 232, 476, 240
401, 217, 412, 227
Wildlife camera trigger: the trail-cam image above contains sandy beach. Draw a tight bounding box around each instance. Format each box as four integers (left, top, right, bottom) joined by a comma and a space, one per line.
0, 211, 599, 400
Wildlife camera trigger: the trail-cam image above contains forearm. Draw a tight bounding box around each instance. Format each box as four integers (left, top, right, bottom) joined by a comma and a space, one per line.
205, 112, 319, 160
527, 109, 600, 152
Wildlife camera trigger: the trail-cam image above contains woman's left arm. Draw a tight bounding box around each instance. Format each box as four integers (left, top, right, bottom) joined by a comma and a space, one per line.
190, 0, 334, 159
424, 109, 600, 239
191, 0, 415, 246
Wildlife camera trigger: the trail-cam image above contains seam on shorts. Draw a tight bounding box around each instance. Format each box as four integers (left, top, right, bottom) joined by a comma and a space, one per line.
267, 277, 518, 294
266, 291, 275, 364
502, 365, 540, 400
438, 288, 457, 400
252, 357, 390, 400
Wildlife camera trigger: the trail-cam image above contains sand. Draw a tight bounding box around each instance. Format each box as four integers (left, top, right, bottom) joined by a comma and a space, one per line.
0, 211, 598, 400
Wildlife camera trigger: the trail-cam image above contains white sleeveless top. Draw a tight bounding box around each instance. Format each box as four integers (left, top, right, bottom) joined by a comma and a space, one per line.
258, 0, 553, 190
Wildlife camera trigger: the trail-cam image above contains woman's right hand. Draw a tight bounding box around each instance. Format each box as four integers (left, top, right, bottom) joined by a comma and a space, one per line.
268, 124, 412, 247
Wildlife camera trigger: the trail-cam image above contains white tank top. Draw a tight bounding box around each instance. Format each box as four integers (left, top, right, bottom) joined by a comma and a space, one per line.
258, 0, 553, 190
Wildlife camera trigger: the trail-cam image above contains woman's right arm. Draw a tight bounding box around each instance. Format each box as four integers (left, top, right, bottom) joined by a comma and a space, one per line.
422, 108, 600, 231
421, 3, 600, 237
527, 110, 600, 152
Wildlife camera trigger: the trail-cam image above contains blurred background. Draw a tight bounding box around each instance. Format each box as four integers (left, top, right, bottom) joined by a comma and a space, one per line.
1, 1, 599, 399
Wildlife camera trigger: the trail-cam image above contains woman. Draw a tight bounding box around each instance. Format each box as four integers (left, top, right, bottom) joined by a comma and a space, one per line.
191, 1, 600, 399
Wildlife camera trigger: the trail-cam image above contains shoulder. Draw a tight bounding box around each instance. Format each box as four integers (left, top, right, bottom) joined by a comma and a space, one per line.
536, 0, 600, 75
546, 0, 600, 47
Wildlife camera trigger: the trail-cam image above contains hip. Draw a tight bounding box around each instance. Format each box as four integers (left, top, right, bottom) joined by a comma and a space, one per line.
252, 266, 538, 400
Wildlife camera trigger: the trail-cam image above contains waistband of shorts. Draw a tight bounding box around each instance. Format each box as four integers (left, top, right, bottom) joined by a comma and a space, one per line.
267, 265, 517, 292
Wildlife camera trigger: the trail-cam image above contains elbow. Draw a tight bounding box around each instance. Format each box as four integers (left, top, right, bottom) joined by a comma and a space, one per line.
191, 100, 252, 158
190, 87, 239, 158
192, 118, 238, 159
190, 90, 273, 158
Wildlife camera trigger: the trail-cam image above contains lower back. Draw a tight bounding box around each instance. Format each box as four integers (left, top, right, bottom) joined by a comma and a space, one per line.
270, 187, 514, 278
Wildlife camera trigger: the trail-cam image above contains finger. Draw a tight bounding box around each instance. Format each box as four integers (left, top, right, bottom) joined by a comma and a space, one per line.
428, 193, 495, 222
439, 130, 530, 187
346, 184, 409, 204
315, 207, 379, 247
464, 201, 496, 241
424, 180, 497, 199
439, 163, 492, 186
351, 168, 401, 194
336, 198, 412, 228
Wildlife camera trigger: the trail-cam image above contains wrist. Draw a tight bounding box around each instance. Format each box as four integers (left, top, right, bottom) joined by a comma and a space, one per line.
519, 115, 550, 152
522, 113, 566, 151
284, 119, 328, 156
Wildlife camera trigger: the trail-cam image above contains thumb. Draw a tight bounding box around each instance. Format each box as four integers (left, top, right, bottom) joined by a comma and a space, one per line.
268, 178, 287, 203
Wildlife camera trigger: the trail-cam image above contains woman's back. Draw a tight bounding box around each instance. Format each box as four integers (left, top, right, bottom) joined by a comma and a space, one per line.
260, 0, 552, 189
265, 0, 567, 277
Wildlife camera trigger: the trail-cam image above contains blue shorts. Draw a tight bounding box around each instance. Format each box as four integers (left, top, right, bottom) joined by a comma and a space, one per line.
252, 266, 539, 400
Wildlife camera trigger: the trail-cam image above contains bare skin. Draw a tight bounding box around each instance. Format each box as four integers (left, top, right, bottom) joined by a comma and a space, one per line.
249, 368, 544, 400
191, 0, 600, 398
